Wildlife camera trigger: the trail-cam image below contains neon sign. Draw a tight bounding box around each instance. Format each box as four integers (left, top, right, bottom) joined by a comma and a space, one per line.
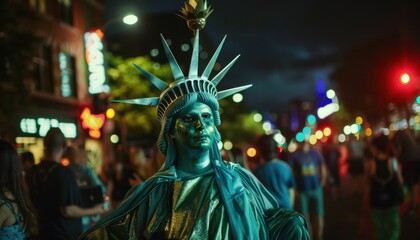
19, 118, 77, 138
84, 29, 110, 95
80, 107, 105, 139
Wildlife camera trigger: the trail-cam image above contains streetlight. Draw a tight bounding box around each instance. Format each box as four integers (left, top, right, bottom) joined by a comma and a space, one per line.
101, 13, 139, 31
122, 14, 138, 25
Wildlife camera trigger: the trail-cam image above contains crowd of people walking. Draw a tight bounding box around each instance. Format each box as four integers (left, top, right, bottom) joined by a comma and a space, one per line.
1, 125, 420, 239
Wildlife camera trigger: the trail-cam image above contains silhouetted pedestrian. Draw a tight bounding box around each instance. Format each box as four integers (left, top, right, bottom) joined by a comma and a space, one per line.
27, 128, 105, 239
0, 140, 38, 239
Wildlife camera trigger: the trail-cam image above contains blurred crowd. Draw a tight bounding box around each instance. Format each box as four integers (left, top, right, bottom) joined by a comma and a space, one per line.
1, 126, 420, 239
226, 128, 420, 240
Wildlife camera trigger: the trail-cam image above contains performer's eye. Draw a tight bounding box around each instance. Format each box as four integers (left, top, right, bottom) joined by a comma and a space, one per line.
202, 113, 211, 119
182, 115, 194, 123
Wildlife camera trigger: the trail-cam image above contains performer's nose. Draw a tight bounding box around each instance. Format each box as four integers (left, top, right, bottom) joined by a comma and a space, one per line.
196, 118, 204, 129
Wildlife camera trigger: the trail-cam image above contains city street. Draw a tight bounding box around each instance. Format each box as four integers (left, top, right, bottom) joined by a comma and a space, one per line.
320, 176, 420, 240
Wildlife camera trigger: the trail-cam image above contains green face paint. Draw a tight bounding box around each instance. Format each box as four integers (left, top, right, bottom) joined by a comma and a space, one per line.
174, 102, 215, 151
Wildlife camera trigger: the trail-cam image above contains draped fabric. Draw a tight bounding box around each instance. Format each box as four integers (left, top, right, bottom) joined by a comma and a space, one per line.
79, 160, 309, 240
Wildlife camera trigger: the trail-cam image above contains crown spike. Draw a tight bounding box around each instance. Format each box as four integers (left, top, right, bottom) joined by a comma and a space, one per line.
189, 31, 200, 78
160, 34, 185, 81
132, 63, 168, 91
211, 54, 240, 86
202, 35, 226, 79
112, 97, 160, 106
217, 84, 252, 100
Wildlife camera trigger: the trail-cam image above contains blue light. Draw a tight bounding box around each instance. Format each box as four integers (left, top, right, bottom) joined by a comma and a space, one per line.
416, 96, 420, 104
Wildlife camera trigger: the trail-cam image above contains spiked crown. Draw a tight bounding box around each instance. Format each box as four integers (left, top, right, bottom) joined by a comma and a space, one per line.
112, 31, 252, 123
112, 0, 251, 124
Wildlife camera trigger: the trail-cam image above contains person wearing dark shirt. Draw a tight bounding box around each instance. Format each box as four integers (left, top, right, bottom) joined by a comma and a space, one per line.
366, 134, 403, 240
392, 128, 420, 217
28, 128, 105, 239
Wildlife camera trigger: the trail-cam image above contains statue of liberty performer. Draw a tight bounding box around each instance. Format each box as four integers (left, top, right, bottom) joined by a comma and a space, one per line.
80, 1, 309, 239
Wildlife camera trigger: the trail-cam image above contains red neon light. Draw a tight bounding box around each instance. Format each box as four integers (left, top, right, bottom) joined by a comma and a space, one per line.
80, 107, 105, 139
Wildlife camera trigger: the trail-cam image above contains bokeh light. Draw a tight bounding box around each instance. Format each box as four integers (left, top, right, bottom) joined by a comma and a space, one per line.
365, 128, 372, 136
338, 134, 346, 143
106, 108, 115, 119
232, 93, 243, 103
326, 89, 336, 99
253, 113, 263, 122
224, 141, 233, 151
323, 127, 331, 136
247, 147, 257, 157
110, 134, 119, 143
296, 132, 305, 142
307, 114, 316, 125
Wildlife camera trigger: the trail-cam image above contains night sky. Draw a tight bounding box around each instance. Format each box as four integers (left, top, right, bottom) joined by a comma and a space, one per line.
105, 0, 420, 114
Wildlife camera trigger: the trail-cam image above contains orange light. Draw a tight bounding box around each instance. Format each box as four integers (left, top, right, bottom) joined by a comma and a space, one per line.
401, 73, 410, 85
80, 107, 105, 139
61, 158, 70, 167
95, 29, 104, 40
89, 130, 101, 139
365, 128, 372, 136
247, 147, 257, 157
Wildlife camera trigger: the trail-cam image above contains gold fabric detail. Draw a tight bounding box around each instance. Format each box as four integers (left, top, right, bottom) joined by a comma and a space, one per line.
164, 174, 232, 239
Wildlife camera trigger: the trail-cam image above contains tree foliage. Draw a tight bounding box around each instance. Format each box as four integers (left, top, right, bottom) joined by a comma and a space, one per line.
107, 53, 173, 142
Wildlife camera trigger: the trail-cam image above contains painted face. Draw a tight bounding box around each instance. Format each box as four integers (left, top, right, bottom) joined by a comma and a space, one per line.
173, 102, 215, 150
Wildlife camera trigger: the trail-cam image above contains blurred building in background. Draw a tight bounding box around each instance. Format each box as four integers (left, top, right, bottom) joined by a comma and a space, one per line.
0, 0, 113, 173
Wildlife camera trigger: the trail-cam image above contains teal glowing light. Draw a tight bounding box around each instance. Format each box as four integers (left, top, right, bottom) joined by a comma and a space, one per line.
307, 114, 316, 125
416, 96, 420, 104
296, 132, 305, 142
303, 126, 311, 136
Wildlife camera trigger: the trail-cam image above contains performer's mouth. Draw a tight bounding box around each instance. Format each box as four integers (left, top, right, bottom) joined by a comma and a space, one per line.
195, 134, 209, 142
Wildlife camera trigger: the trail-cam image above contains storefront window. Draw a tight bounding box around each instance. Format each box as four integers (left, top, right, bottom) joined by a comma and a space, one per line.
59, 51, 77, 98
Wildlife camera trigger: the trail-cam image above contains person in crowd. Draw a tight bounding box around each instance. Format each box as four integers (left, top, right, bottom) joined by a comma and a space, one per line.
366, 134, 403, 240
20, 151, 36, 196
64, 146, 107, 231
324, 136, 342, 201
253, 134, 297, 209
0, 140, 38, 239
227, 147, 249, 169
27, 128, 106, 239
79, 3, 309, 238
290, 141, 327, 240
346, 135, 367, 195
392, 128, 420, 218
20, 151, 35, 177
106, 146, 139, 210
64, 146, 106, 195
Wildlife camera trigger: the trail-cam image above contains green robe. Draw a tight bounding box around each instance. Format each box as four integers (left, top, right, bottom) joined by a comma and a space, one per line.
79, 162, 309, 239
